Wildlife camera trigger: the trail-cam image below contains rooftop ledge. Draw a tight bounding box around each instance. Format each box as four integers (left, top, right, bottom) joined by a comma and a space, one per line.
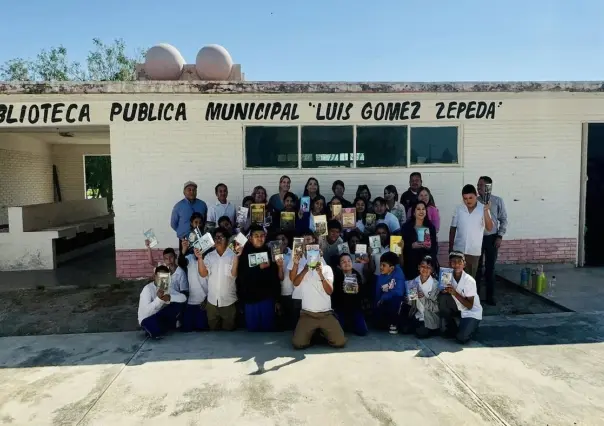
1, 80, 604, 95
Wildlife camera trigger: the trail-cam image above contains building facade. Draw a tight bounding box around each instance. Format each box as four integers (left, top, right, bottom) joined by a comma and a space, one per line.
0, 81, 597, 278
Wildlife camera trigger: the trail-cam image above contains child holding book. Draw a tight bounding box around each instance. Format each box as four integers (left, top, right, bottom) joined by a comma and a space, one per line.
332, 253, 368, 336
321, 220, 344, 269
287, 230, 323, 323
138, 265, 187, 339
401, 255, 440, 338
374, 252, 406, 334
177, 240, 209, 332
274, 230, 296, 330
233, 224, 281, 332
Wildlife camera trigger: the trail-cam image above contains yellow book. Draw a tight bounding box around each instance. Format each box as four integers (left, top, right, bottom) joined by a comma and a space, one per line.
390, 236, 402, 255
250, 203, 265, 225
280, 211, 295, 230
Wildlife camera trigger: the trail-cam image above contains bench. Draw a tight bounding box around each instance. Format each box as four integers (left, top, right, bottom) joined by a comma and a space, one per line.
0, 199, 114, 271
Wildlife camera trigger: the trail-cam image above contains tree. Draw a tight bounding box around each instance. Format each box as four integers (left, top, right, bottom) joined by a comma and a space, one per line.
85, 156, 113, 212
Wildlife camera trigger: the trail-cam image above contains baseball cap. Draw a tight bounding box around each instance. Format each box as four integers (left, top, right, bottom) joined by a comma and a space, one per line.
183, 181, 197, 190
448, 251, 465, 261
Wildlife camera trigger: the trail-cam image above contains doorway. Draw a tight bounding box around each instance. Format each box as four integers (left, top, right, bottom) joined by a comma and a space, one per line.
584, 123, 604, 266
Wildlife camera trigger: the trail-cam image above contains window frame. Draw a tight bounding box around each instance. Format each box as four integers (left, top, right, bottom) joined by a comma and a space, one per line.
242, 123, 463, 170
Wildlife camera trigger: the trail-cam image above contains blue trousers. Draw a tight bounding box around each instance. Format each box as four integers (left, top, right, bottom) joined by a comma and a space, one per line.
182, 304, 209, 332
141, 302, 184, 338
336, 309, 369, 336
245, 299, 276, 332
375, 296, 403, 329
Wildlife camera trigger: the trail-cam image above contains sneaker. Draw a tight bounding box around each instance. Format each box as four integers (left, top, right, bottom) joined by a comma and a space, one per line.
389, 325, 398, 335
176, 320, 182, 329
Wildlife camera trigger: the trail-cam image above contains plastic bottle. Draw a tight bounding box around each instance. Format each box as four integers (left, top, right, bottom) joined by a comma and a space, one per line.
520, 268, 529, 288
547, 275, 556, 297
536, 268, 547, 294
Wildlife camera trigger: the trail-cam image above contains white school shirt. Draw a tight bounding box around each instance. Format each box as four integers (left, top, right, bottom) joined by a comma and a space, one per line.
451, 204, 485, 256
171, 267, 189, 293
451, 272, 483, 320
185, 254, 208, 305
377, 212, 401, 234
280, 248, 294, 296
207, 201, 236, 225
287, 255, 327, 300
413, 276, 436, 322
203, 248, 238, 307
295, 261, 334, 313
137, 282, 187, 324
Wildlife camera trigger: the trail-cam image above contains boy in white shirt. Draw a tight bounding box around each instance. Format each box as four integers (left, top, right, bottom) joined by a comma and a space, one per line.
207, 183, 236, 227
196, 227, 238, 331
178, 240, 209, 332
290, 254, 347, 349
373, 197, 401, 234
138, 265, 187, 339
439, 251, 483, 343
274, 231, 296, 330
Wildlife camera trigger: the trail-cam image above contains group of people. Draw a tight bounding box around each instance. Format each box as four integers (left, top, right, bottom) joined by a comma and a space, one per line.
138, 172, 508, 348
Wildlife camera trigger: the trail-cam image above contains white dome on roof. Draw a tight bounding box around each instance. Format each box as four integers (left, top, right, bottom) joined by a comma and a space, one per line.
195, 45, 233, 80
144, 44, 185, 80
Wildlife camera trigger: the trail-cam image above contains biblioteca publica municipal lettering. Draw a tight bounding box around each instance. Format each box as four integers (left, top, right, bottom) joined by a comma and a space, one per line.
0, 100, 503, 124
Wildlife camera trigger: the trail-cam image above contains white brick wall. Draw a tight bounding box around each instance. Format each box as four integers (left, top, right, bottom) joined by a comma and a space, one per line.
52, 144, 110, 201
0, 134, 54, 225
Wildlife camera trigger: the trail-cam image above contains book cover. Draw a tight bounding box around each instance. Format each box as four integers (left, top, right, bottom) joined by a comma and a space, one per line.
280, 211, 295, 230
292, 237, 304, 258
300, 196, 311, 213
355, 243, 368, 262
439, 267, 454, 290
390, 236, 403, 254
306, 244, 321, 268
250, 204, 265, 225
313, 214, 328, 236
248, 253, 259, 267
369, 235, 381, 251
144, 229, 158, 248
416, 227, 428, 243
365, 213, 376, 228
256, 251, 270, 265
341, 208, 356, 229
234, 232, 248, 249
268, 241, 282, 262
407, 278, 419, 301
188, 227, 203, 247
155, 271, 171, 294
236, 207, 249, 227
194, 232, 215, 253
331, 204, 342, 220
338, 242, 350, 255
343, 274, 359, 294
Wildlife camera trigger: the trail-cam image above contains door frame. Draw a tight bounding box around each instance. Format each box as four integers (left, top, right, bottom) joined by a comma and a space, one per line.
578, 123, 588, 266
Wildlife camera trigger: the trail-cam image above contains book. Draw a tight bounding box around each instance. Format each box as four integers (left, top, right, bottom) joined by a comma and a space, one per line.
331, 204, 342, 221
407, 278, 419, 301
355, 243, 368, 262
313, 214, 328, 236
306, 244, 321, 268
300, 196, 311, 213
144, 229, 158, 248
369, 235, 381, 251
439, 267, 454, 291
280, 211, 295, 231
416, 227, 428, 243
194, 232, 215, 253
341, 208, 356, 229
292, 237, 304, 259
236, 207, 249, 228
343, 274, 359, 294
338, 242, 350, 255
250, 204, 265, 225
248, 252, 270, 267
155, 271, 171, 294
365, 213, 376, 229
268, 241, 282, 262
234, 232, 248, 249
390, 236, 403, 255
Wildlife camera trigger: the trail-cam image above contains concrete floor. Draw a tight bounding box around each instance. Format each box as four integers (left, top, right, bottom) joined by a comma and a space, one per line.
2, 313, 604, 425
497, 263, 604, 312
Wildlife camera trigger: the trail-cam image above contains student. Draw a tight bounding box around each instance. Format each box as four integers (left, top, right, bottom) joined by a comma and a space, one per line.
274, 231, 296, 330
449, 184, 494, 277
177, 240, 209, 332
138, 265, 187, 339
374, 252, 405, 334
291, 251, 347, 349
331, 180, 352, 207
207, 183, 236, 227
218, 215, 233, 234
355, 185, 373, 213
196, 227, 238, 331
288, 230, 322, 322
373, 197, 401, 234
302, 177, 327, 213
233, 224, 281, 332
383, 185, 406, 228
332, 253, 368, 336
439, 251, 483, 343
296, 196, 325, 234
401, 256, 440, 338
146, 245, 189, 299
352, 197, 368, 233
320, 219, 344, 269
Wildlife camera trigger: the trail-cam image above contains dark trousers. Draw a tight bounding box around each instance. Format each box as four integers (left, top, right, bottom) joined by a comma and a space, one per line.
374, 296, 403, 329
141, 302, 185, 338
335, 309, 369, 336
292, 298, 302, 324
399, 305, 437, 338
438, 293, 480, 344
278, 295, 298, 331
476, 234, 498, 302
182, 304, 209, 332
245, 299, 276, 332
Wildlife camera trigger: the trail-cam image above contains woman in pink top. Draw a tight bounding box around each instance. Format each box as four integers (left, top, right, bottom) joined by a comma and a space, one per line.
407, 187, 440, 232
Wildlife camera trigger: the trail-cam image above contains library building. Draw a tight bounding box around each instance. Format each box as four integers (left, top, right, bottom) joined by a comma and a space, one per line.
0, 43, 603, 279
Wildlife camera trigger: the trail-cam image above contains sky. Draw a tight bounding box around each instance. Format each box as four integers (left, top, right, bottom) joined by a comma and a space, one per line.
0, 0, 603, 82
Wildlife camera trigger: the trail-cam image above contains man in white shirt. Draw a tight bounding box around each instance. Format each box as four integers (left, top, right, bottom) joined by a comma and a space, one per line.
290, 254, 347, 349
197, 227, 238, 331
207, 183, 236, 228
138, 265, 187, 339
373, 197, 401, 234
438, 251, 483, 344
178, 240, 209, 332
449, 184, 494, 278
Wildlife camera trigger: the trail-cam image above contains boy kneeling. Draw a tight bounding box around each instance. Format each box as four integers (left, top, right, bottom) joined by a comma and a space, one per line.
138, 265, 187, 339
291, 251, 347, 349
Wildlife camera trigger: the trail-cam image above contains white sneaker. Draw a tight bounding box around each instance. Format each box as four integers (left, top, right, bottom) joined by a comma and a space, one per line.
176, 320, 182, 329
389, 325, 398, 335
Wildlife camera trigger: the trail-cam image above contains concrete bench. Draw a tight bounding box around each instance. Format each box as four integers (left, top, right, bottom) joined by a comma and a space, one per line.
0, 199, 114, 271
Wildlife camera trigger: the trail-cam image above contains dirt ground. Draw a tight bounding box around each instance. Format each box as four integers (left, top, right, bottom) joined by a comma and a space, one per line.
0, 277, 567, 337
